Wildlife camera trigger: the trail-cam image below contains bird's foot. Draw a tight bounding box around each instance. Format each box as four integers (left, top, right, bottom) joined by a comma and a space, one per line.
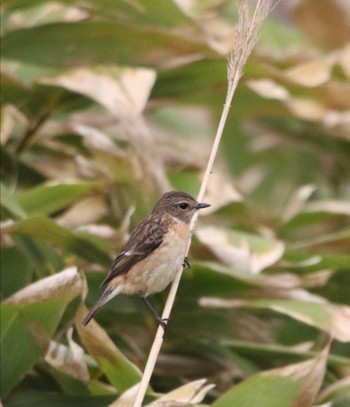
158, 317, 169, 330
183, 257, 190, 268
141, 296, 169, 331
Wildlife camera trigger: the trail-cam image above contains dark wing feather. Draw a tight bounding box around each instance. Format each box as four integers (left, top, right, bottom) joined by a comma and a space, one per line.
101, 215, 170, 286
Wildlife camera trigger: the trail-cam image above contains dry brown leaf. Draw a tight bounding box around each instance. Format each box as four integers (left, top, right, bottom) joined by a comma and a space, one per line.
283, 184, 316, 222
318, 376, 350, 404
281, 255, 323, 269
339, 45, 350, 78
44, 327, 90, 382
261, 274, 302, 290
107, 384, 140, 407
202, 170, 242, 214
328, 306, 350, 342
261, 344, 329, 407
197, 230, 251, 271
199, 298, 350, 342
57, 195, 108, 228
247, 78, 289, 100
208, 261, 307, 290
237, 165, 267, 194
28, 150, 98, 181
284, 58, 335, 87
303, 200, 350, 216
75, 224, 115, 239
324, 111, 350, 138
199, 16, 236, 55
301, 270, 333, 289
271, 303, 350, 342
5, 3, 87, 31
175, 0, 235, 55
293, 0, 350, 49
323, 81, 350, 110
39, 67, 156, 115
287, 98, 327, 121
146, 378, 215, 406
0, 104, 28, 145
119, 112, 171, 194
196, 226, 284, 274
261, 288, 328, 303
4, 266, 86, 304
73, 124, 126, 156
75, 303, 142, 383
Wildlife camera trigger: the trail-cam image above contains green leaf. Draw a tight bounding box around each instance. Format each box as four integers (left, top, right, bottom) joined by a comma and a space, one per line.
17, 183, 98, 215
4, 216, 111, 267
320, 377, 350, 403
0, 183, 26, 219
85, 0, 193, 29
76, 304, 142, 392
224, 340, 350, 368
0, 247, 29, 298
202, 298, 350, 342
0, 70, 32, 107
4, 391, 115, 407
213, 375, 300, 407
4, 0, 192, 30
153, 58, 288, 116
260, 17, 304, 51
283, 250, 350, 271
11, 235, 64, 280
1, 21, 213, 68
1, 300, 66, 397
196, 226, 285, 274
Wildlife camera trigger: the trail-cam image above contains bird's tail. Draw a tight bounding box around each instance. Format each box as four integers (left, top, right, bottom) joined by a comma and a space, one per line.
82, 286, 122, 326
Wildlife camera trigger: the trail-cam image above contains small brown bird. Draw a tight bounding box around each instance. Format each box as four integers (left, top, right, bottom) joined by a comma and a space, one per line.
82, 191, 210, 328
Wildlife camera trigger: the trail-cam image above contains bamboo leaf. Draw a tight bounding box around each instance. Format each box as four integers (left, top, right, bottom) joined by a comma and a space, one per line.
4, 216, 111, 266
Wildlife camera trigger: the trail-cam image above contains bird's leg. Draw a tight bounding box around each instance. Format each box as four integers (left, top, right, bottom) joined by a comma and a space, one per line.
183, 256, 190, 268
140, 296, 168, 330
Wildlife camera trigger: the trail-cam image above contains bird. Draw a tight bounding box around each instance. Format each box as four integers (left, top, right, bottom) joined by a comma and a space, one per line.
82, 191, 210, 329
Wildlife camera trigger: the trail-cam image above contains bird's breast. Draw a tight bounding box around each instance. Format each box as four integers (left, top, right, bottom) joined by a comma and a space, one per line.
123, 222, 190, 296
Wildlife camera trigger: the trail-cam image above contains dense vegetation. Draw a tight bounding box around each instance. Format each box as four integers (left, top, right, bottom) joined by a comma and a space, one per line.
1, 1, 350, 406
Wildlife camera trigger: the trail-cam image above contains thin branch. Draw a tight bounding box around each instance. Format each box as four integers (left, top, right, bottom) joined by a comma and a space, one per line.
15, 92, 60, 155
15, 108, 52, 154
133, 1, 274, 405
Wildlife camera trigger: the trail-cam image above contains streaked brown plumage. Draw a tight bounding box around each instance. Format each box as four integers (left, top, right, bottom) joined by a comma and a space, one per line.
82, 191, 210, 328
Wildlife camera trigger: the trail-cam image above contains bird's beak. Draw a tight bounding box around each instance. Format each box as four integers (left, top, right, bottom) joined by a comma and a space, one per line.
195, 202, 211, 210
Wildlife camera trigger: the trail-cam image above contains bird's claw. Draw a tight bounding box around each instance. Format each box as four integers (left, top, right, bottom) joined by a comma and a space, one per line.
159, 317, 169, 330
183, 257, 190, 268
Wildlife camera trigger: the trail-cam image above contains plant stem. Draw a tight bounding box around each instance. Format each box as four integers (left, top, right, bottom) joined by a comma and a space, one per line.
132, 1, 274, 405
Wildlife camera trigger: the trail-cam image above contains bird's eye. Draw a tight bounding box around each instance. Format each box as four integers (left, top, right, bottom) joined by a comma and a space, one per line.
178, 202, 189, 210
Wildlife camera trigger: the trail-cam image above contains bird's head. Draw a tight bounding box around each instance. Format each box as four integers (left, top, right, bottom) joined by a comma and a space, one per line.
153, 191, 210, 223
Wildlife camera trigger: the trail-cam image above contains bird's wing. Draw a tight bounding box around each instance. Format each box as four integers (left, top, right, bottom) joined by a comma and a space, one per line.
101, 215, 170, 286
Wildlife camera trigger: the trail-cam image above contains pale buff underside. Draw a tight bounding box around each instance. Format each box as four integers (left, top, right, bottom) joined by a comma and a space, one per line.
105, 220, 190, 302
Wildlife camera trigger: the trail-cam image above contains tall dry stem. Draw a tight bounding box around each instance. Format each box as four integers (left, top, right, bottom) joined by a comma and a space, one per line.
133, 1, 275, 406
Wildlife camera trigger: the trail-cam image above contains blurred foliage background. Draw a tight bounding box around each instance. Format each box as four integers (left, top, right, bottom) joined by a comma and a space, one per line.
1, 0, 350, 406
